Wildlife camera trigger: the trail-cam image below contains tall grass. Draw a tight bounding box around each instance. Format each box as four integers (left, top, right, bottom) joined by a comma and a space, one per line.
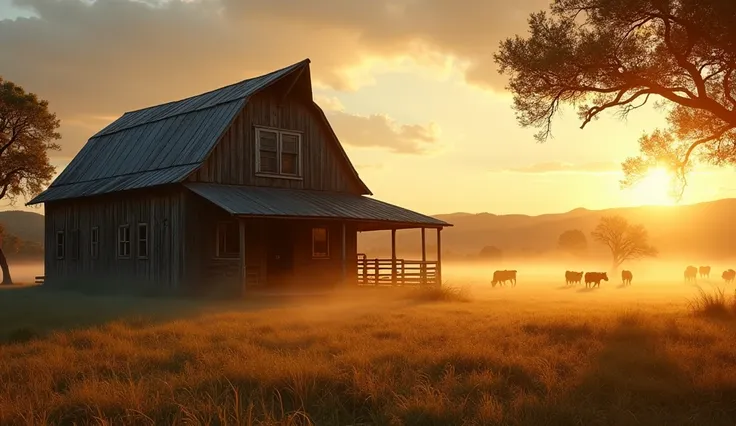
688, 286, 736, 318
1, 286, 736, 425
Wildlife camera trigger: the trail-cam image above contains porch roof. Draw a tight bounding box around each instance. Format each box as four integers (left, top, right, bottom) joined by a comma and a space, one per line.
185, 183, 451, 229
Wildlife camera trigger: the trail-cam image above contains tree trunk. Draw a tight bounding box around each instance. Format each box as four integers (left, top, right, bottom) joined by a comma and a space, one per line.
0, 246, 12, 285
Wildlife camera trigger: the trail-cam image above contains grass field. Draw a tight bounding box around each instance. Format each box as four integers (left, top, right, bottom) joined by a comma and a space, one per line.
2, 270, 736, 425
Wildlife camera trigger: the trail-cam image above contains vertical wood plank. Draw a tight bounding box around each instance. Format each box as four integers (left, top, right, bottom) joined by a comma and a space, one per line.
391, 229, 397, 286
239, 218, 247, 296
421, 227, 427, 286
436, 228, 442, 287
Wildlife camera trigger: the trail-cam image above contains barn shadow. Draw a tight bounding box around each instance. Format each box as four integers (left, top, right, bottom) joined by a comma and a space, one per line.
517, 316, 736, 425
0, 284, 376, 344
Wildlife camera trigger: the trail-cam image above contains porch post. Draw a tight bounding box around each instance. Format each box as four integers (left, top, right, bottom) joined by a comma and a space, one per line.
436, 227, 442, 287
421, 228, 427, 285
341, 222, 346, 283
239, 218, 247, 296
391, 229, 397, 285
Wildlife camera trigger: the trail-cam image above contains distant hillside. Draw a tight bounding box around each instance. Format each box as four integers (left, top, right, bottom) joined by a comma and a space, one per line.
358, 199, 736, 261
3, 199, 736, 261
0, 210, 44, 245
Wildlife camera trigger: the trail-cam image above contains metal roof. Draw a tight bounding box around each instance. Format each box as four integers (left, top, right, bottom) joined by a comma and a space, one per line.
28, 58, 370, 205
185, 183, 451, 227
30, 165, 199, 204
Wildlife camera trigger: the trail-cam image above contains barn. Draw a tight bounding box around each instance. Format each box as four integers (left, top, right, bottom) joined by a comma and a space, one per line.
27, 59, 451, 296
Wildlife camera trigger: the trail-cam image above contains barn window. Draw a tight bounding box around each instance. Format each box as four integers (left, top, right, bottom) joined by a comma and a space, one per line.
90, 227, 99, 259
312, 227, 329, 259
216, 221, 240, 258
118, 225, 131, 258
55, 231, 65, 259
255, 127, 302, 178
137, 223, 149, 259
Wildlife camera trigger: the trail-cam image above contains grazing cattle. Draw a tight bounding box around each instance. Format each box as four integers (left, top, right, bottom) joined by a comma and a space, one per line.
492, 270, 517, 287
621, 270, 633, 286
584, 272, 608, 288
723, 269, 736, 284
699, 266, 711, 279
684, 266, 698, 283
565, 270, 583, 285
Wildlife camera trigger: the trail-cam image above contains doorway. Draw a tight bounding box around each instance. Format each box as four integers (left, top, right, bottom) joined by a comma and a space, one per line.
266, 222, 294, 287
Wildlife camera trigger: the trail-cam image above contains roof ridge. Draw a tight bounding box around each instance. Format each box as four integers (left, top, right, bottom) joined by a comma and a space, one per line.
122, 59, 310, 116
93, 59, 310, 138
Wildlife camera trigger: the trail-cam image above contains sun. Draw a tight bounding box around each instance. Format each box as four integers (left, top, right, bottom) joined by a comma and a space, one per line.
628, 166, 676, 206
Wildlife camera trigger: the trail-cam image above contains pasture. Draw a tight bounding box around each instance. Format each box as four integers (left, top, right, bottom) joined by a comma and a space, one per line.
2, 263, 736, 426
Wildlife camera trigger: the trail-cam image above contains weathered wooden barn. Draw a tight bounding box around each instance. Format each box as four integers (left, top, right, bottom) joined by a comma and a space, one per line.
27, 59, 451, 296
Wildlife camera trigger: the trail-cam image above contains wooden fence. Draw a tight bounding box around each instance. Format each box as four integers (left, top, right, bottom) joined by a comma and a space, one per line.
357, 254, 439, 286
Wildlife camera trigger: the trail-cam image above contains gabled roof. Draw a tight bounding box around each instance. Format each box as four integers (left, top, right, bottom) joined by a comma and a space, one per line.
185, 183, 451, 229
28, 59, 371, 204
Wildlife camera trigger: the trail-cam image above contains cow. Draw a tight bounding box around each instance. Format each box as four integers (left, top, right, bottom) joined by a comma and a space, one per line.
723, 269, 736, 284
699, 266, 711, 279
584, 272, 608, 288
565, 270, 583, 286
684, 266, 698, 283
621, 270, 633, 286
492, 270, 517, 287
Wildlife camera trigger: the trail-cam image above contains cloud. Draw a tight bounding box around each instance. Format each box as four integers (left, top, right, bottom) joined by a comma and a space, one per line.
0, 0, 547, 158
327, 111, 439, 154
314, 95, 345, 112
500, 161, 622, 174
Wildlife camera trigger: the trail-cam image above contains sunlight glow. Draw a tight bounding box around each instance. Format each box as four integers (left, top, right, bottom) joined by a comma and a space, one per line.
628, 166, 676, 206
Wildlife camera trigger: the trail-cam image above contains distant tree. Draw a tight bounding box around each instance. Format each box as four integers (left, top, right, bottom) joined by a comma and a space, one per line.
591, 215, 658, 272
494, 0, 736, 200
557, 229, 588, 255
479, 245, 504, 260
0, 77, 61, 284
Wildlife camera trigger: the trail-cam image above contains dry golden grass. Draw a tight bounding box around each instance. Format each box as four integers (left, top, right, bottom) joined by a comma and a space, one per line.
2, 280, 736, 425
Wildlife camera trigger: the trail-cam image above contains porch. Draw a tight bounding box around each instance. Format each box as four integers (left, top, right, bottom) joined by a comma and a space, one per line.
185, 183, 451, 295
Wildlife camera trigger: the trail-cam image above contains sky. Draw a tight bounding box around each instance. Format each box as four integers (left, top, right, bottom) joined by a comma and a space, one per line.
1, 0, 734, 217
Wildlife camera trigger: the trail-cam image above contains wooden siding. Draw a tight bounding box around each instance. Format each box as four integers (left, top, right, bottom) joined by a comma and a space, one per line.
182, 192, 358, 294
190, 90, 365, 194
43, 188, 185, 293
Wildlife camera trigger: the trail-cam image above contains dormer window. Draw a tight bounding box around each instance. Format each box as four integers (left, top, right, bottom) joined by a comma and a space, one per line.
255, 127, 302, 178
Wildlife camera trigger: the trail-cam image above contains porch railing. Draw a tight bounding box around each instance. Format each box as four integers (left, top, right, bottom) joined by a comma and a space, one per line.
357, 253, 438, 286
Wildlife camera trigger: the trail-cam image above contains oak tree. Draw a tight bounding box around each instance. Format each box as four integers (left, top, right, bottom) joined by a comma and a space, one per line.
591, 215, 657, 272
494, 0, 736, 199
558, 229, 588, 255
0, 77, 61, 284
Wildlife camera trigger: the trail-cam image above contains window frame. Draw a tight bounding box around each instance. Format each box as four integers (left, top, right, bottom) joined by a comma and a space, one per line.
254, 126, 303, 180
137, 223, 149, 259
215, 221, 240, 259
90, 226, 99, 259
311, 227, 330, 259
117, 225, 131, 259
55, 231, 65, 260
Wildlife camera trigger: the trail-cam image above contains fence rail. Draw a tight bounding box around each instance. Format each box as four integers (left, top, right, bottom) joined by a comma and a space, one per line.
357, 254, 439, 286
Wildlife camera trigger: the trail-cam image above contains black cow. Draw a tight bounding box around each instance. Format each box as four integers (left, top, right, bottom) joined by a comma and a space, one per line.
492, 270, 517, 287
699, 266, 711, 279
565, 270, 583, 285
584, 272, 608, 288
684, 266, 698, 283
621, 270, 633, 286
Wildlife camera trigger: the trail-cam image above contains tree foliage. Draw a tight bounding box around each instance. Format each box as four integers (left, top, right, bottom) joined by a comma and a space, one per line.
479, 245, 504, 260
0, 77, 60, 284
494, 0, 736, 199
557, 229, 588, 255
591, 215, 657, 270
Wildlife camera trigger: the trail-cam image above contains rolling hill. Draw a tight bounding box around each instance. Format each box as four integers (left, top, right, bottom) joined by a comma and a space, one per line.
2, 198, 735, 261
357, 198, 736, 261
